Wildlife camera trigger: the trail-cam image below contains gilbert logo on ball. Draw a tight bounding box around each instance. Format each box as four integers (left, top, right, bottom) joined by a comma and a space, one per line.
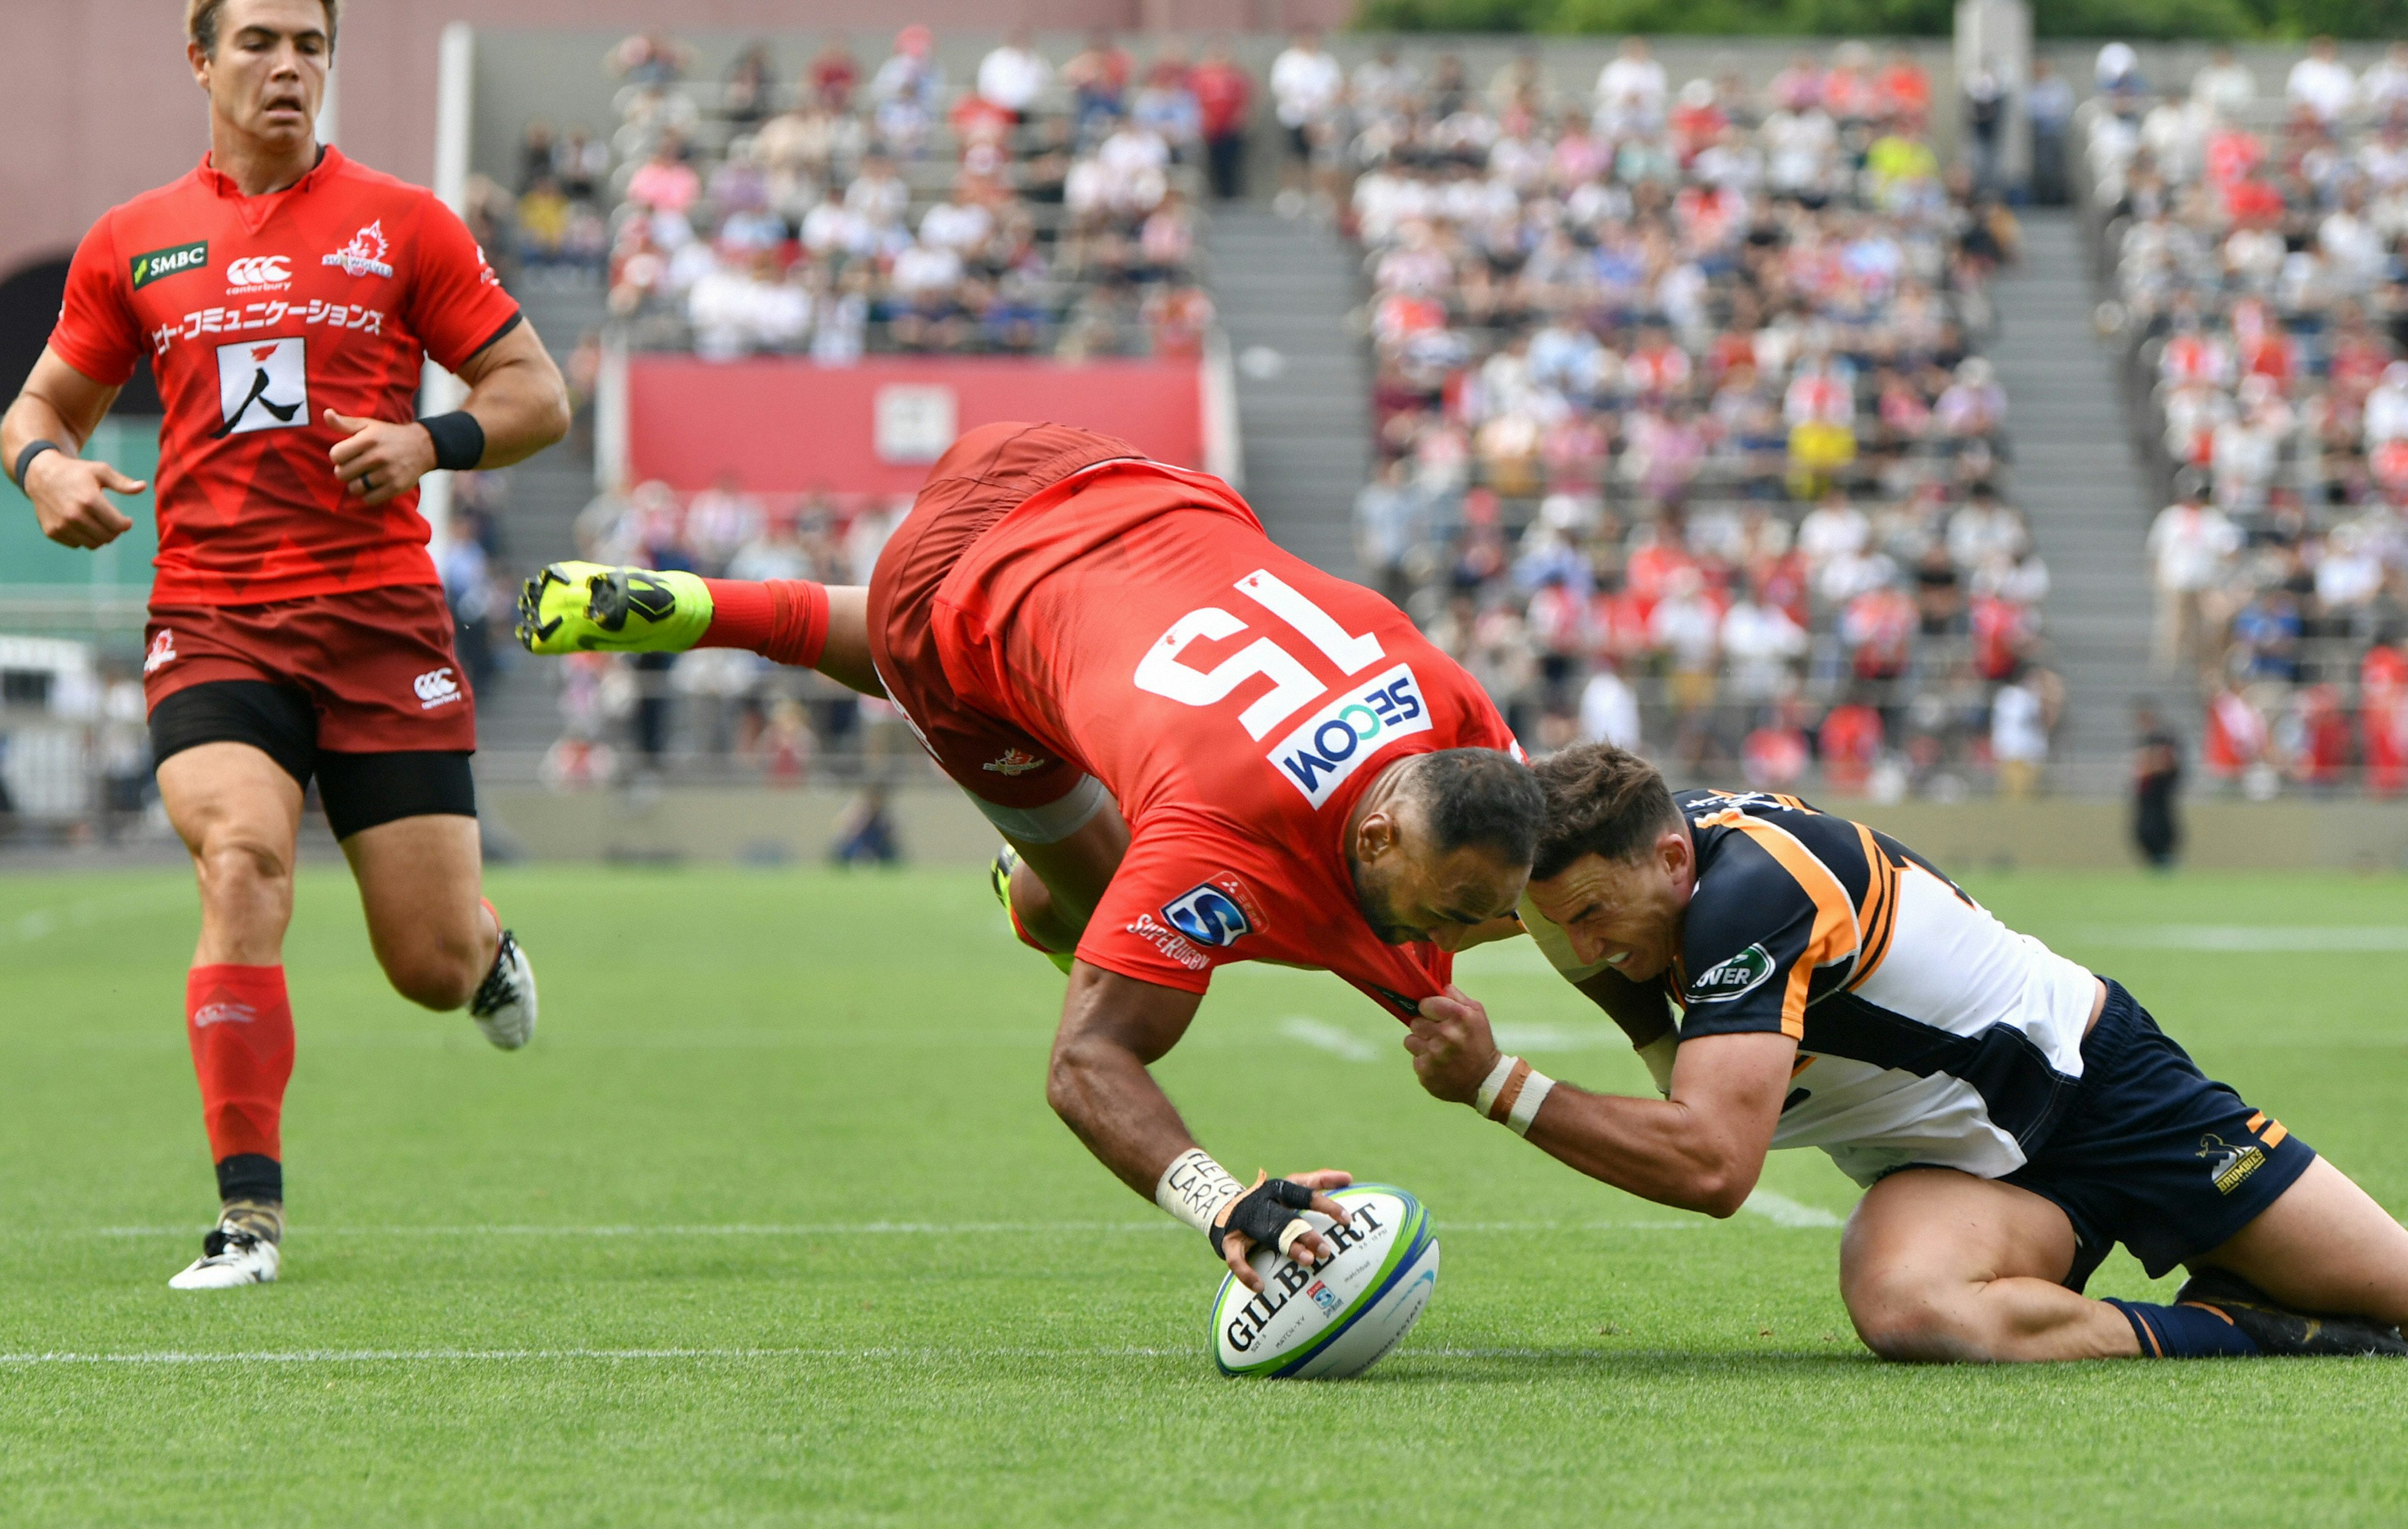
1211, 1183, 1439, 1380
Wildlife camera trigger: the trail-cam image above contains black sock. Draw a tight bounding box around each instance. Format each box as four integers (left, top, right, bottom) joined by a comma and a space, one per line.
2104, 1298, 2259, 1358
215, 1152, 282, 1205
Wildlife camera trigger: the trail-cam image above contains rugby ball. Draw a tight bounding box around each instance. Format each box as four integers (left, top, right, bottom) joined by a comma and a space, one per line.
1210, 1183, 1439, 1379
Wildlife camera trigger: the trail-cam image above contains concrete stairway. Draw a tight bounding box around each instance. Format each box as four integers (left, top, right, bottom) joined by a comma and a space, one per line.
475, 270, 608, 759
1988, 211, 2160, 788
1201, 208, 1371, 575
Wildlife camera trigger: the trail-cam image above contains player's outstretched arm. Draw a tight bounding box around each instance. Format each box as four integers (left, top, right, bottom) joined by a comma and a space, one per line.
2, 348, 145, 549
327, 322, 571, 507
1406, 985, 1791, 1217
1047, 963, 1350, 1291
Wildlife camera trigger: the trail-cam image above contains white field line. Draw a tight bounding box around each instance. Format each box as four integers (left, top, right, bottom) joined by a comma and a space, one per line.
2080, 925, 2408, 952
0, 1344, 1824, 1367
1736, 1190, 1843, 1229
1278, 1015, 1378, 1061
78, 1215, 1807, 1238
1, 882, 194, 946
1488, 1022, 1624, 1053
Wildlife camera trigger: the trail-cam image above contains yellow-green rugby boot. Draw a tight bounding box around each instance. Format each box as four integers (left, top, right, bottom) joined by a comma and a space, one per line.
991, 844, 1075, 976
516, 562, 716, 655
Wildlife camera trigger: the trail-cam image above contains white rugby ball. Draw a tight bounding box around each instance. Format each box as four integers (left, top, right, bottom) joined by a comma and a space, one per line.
1210, 1183, 1439, 1379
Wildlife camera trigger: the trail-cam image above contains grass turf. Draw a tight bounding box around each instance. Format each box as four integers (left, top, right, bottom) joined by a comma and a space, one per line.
1, 863, 2404, 1525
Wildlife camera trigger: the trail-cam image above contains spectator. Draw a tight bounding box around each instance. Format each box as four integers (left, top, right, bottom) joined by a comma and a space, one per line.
807, 33, 860, 111
977, 28, 1052, 123
2146, 484, 2240, 678
2288, 37, 2356, 125
2192, 46, 2256, 115
1594, 37, 1667, 135
1270, 28, 1342, 206
626, 135, 700, 216
1191, 43, 1254, 201
2029, 60, 2074, 205
1578, 662, 1642, 749
1064, 28, 1135, 131
1990, 663, 2050, 799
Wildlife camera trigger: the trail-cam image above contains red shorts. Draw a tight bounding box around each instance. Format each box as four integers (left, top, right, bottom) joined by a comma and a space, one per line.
867, 422, 1138, 809
142, 582, 477, 753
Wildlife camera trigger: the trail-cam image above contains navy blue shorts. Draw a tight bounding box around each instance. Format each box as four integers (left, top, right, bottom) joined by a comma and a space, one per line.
2005, 979, 2316, 1289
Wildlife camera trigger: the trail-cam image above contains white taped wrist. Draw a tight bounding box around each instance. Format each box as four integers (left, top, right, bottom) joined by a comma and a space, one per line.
1474, 1054, 1521, 1116
1637, 1032, 1678, 1098
1154, 1148, 1244, 1235
1474, 1055, 1556, 1136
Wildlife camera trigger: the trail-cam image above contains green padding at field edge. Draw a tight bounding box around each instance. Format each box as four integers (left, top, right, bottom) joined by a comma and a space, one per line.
0, 416, 160, 590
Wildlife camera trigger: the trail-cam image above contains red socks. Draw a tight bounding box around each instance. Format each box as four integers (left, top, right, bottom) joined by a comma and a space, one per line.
186, 964, 295, 1168
700, 579, 831, 668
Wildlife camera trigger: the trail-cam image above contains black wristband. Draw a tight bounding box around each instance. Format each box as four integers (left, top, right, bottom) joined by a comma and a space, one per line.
417, 411, 485, 472
1207, 1176, 1314, 1260
12, 438, 61, 490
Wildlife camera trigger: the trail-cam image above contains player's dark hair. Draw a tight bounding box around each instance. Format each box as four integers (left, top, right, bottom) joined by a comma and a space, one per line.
188, 0, 339, 57
1403, 748, 1545, 867
1529, 744, 1681, 880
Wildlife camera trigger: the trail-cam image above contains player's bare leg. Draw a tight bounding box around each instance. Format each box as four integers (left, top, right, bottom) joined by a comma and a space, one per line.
341, 813, 532, 1047
2181, 1156, 2408, 1331
1002, 803, 1132, 954
158, 742, 305, 1287
1839, 1167, 2139, 1362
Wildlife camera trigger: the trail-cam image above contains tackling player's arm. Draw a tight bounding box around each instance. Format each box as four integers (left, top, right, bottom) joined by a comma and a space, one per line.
1406, 985, 1792, 1216
1047, 963, 1351, 1291
326, 322, 571, 507
2, 350, 146, 550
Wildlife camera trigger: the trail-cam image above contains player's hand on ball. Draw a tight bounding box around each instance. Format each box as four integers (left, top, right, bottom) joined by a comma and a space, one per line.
1212, 1170, 1353, 1294
26, 452, 142, 549
1405, 985, 1502, 1106
325, 409, 438, 505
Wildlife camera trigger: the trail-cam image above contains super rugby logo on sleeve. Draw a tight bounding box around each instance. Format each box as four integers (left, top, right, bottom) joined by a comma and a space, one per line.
1161, 872, 1267, 949
1266, 663, 1432, 807
130, 240, 208, 290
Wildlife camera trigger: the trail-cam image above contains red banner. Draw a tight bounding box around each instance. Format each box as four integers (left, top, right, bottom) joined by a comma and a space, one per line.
623, 356, 1208, 496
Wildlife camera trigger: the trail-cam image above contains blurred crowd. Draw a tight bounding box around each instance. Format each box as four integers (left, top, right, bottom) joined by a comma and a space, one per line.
514, 26, 1238, 361
1343, 38, 2053, 799
2094, 40, 2408, 793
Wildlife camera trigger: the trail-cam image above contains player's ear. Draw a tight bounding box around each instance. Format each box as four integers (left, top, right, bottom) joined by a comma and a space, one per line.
1355, 808, 1398, 864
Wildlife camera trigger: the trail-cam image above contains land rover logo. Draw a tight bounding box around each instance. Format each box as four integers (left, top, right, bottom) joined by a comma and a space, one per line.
1687, 943, 1775, 1003
130, 240, 208, 290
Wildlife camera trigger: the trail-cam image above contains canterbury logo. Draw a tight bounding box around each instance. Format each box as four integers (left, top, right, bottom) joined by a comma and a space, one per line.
225, 255, 291, 288
413, 666, 462, 709
191, 1002, 256, 1028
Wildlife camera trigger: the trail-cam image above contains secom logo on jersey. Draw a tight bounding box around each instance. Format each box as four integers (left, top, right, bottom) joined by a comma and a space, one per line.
413, 667, 462, 709
1264, 662, 1433, 808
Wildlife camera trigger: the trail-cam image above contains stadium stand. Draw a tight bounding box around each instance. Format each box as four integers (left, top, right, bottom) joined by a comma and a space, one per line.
2086, 40, 2408, 794
557, 25, 1217, 364
493, 27, 1231, 788
1343, 41, 2051, 798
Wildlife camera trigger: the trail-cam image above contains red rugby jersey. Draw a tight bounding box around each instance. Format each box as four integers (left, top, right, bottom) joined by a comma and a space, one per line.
48, 147, 522, 606
937, 460, 1524, 1018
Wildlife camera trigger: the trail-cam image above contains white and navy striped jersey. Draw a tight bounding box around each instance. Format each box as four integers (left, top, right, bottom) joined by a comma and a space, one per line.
1529, 789, 2099, 1185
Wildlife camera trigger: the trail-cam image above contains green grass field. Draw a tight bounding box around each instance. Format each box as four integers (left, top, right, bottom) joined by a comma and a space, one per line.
3, 862, 2405, 1525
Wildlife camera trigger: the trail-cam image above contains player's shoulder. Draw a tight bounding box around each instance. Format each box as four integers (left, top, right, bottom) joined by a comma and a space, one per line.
1681, 790, 1867, 923
322, 147, 439, 204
